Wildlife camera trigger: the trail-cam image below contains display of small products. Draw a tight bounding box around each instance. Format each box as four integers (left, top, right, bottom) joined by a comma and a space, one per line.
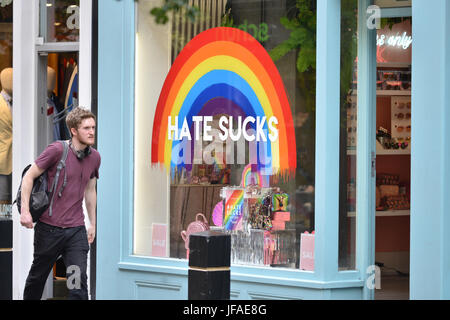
383, 194, 410, 211
347, 96, 357, 148
247, 195, 273, 231
245, 189, 290, 232
391, 96, 411, 148
377, 173, 400, 186
376, 172, 410, 211
354, 68, 411, 91
377, 70, 411, 91
174, 164, 231, 185
377, 126, 409, 150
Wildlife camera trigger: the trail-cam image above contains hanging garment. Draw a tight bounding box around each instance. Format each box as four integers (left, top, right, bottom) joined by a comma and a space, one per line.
50, 93, 71, 140
64, 65, 78, 108
53, 107, 71, 140
61, 61, 75, 107
48, 96, 60, 141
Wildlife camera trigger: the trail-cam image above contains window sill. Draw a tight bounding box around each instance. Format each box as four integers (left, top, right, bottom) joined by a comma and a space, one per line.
118, 259, 364, 290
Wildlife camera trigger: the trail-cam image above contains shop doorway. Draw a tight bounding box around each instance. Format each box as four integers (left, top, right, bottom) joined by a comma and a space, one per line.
37, 51, 80, 300
373, 15, 412, 300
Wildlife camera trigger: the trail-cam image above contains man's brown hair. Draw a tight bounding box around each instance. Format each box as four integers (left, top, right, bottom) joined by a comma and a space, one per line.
65, 107, 96, 136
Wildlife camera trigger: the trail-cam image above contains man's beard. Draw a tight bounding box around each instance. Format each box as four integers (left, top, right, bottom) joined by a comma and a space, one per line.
78, 135, 95, 146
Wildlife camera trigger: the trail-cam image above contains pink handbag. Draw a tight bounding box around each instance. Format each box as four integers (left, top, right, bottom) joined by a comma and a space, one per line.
181, 213, 210, 250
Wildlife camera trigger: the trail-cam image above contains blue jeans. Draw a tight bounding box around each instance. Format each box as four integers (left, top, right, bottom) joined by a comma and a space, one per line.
23, 221, 89, 300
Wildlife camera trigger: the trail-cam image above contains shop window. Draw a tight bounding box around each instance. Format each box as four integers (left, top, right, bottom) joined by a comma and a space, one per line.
40, 0, 80, 42
0, 0, 12, 215
339, 0, 358, 270
135, 0, 316, 270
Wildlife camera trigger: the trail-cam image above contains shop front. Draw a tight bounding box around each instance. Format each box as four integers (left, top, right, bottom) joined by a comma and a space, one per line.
96, 0, 450, 300
11, 0, 94, 300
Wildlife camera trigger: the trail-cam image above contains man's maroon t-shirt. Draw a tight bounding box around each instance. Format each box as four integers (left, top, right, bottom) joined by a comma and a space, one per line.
35, 141, 101, 228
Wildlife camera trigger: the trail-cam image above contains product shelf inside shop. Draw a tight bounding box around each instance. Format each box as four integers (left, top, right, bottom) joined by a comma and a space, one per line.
375, 141, 411, 155
350, 90, 411, 96
347, 210, 410, 217
346, 143, 411, 156
377, 62, 411, 68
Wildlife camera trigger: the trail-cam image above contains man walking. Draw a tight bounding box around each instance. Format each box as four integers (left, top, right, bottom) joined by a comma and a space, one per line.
20, 107, 101, 300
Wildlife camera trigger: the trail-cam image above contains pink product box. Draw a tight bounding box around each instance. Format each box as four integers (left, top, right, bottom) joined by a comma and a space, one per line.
271, 220, 285, 231
272, 211, 290, 222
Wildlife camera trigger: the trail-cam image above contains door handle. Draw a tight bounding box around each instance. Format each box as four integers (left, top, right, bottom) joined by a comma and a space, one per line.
371, 151, 376, 178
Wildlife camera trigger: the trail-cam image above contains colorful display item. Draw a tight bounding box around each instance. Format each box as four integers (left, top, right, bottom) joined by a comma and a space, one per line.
222, 188, 245, 231
271, 193, 289, 212
247, 192, 273, 231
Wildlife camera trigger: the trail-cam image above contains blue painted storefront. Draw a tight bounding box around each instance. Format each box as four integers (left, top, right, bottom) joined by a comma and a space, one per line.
96, 0, 450, 299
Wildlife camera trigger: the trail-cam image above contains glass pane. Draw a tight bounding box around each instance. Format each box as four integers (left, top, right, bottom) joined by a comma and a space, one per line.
339, 0, 358, 270
41, 0, 80, 42
135, 0, 316, 270
375, 17, 411, 284
0, 0, 12, 215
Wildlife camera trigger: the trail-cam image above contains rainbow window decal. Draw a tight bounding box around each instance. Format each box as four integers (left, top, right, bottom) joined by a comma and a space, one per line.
151, 27, 296, 176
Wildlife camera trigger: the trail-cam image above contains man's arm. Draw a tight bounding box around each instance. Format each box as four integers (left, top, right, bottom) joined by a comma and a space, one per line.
84, 177, 97, 244
20, 163, 46, 229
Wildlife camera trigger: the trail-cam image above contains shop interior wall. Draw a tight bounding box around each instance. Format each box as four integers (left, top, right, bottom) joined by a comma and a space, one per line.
375, 96, 410, 273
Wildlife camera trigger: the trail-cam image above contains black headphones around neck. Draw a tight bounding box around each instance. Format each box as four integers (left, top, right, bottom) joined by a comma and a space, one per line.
70, 141, 91, 160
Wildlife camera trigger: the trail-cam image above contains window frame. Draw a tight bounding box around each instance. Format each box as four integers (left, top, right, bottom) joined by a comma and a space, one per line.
101, 0, 377, 291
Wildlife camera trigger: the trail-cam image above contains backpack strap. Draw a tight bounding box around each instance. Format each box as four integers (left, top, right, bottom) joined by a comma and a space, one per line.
57, 141, 69, 197
48, 141, 69, 217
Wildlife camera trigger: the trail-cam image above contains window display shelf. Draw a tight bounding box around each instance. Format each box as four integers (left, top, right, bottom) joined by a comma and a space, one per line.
377, 62, 411, 68
376, 141, 410, 155
346, 143, 411, 156
376, 90, 411, 96
376, 210, 410, 217
347, 210, 410, 217
171, 184, 229, 187
349, 90, 411, 96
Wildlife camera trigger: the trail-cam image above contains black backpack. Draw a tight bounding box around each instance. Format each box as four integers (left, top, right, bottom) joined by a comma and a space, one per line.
15, 141, 69, 222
